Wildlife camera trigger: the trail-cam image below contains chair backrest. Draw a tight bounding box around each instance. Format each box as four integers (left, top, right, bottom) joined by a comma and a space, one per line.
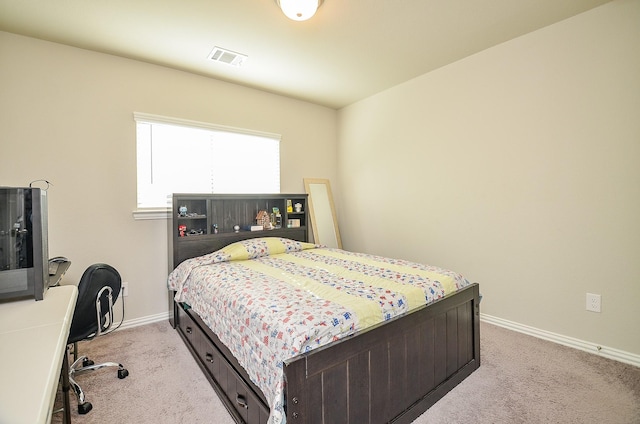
68, 263, 121, 344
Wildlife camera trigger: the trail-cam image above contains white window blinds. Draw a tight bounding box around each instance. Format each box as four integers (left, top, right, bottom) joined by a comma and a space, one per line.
134, 113, 281, 209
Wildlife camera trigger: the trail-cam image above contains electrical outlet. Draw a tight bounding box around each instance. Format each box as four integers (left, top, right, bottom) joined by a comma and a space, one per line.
586, 293, 601, 313
122, 281, 129, 297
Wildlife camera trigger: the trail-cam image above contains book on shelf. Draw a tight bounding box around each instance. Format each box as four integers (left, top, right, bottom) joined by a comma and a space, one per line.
287, 219, 300, 228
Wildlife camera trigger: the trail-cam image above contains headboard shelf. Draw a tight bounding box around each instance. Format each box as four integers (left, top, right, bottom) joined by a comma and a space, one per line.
168, 193, 309, 270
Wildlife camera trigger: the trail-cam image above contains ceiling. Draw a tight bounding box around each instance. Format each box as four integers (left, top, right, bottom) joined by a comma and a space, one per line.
0, 0, 612, 109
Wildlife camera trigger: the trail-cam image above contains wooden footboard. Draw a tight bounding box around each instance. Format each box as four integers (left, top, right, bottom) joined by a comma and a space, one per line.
283, 283, 480, 424
174, 283, 480, 424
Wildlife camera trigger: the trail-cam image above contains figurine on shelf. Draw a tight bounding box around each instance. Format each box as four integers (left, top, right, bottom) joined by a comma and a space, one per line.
179, 206, 188, 217
212, 224, 219, 234
256, 210, 272, 230
178, 224, 187, 237
233, 224, 240, 233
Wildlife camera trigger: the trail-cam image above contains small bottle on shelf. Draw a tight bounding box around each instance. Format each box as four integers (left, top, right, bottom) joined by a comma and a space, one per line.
274, 207, 282, 228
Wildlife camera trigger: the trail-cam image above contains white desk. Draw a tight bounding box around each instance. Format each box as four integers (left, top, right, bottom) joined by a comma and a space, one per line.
0, 285, 78, 424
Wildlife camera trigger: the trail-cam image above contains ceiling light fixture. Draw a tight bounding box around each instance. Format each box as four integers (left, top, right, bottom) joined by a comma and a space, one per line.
276, 0, 324, 21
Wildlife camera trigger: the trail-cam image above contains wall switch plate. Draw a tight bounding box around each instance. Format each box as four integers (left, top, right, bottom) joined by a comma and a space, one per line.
122, 282, 129, 297
586, 293, 601, 312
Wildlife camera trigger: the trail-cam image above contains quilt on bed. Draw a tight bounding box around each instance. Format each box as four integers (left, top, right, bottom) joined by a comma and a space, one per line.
168, 237, 472, 424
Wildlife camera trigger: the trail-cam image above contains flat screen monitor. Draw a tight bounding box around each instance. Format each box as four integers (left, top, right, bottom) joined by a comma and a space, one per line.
0, 187, 49, 301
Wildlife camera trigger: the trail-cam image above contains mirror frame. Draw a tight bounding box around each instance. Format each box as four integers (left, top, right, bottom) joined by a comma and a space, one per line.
303, 178, 342, 249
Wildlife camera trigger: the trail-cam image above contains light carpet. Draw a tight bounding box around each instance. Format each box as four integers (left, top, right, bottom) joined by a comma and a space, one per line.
54, 320, 640, 423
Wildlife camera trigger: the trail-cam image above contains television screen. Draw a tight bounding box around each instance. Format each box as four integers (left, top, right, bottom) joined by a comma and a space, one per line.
0, 187, 49, 301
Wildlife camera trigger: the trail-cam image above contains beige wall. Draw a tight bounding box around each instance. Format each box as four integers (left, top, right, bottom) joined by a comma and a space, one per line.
337, 0, 640, 355
0, 31, 337, 322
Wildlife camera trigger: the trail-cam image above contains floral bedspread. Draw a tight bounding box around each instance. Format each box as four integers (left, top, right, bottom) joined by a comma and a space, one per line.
167, 237, 472, 424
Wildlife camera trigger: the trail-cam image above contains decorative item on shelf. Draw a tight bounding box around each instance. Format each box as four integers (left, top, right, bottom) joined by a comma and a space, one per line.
286, 199, 293, 213
272, 207, 282, 228
233, 224, 240, 233
294, 203, 302, 213
179, 206, 188, 217
212, 224, 218, 234
287, 219, 301, 228
178, 224, 187, 237
256, 210, 272, 230
187, 229, 204, 236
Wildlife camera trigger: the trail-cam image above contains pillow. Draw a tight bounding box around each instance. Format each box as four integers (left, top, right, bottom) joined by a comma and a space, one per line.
218, 237, 316, 262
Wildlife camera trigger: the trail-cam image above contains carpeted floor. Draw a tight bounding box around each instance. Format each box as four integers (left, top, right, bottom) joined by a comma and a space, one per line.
54, 320, 640, 423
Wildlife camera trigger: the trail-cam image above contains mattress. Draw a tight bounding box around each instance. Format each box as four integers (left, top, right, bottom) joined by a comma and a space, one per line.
168, 237, 472, 424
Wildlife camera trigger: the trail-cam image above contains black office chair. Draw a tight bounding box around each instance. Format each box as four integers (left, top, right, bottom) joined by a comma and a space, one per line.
67, 263, 129, 414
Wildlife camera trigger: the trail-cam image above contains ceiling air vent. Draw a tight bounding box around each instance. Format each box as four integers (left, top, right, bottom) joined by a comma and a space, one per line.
208, 47, 247, 68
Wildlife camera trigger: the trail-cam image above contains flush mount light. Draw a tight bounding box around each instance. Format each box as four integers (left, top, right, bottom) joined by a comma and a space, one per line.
276, 0, 324, 21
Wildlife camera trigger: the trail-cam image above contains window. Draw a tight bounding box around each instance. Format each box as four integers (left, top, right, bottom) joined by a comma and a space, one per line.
134, 113, 280, 212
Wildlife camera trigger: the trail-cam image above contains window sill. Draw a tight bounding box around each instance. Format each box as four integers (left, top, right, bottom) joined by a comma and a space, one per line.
132, 208, 171, 220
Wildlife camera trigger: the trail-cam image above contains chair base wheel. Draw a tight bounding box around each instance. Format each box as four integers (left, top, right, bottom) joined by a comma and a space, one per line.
118, 368, 129, 379
78, 402, 93, 414
82, 358, 94, 367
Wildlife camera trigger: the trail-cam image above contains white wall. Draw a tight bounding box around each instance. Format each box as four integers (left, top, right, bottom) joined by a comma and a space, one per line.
337, 0, 640, 356
0, 31, 337, 322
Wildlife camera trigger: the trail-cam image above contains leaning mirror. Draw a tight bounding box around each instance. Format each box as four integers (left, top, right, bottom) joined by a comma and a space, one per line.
303, 178, 342, 249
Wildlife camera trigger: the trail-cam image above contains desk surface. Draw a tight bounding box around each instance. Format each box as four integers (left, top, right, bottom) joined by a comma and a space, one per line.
0, 285, 78, 424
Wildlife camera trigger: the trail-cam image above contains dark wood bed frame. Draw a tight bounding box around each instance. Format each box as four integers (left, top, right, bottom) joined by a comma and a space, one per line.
168, 194, 480, 424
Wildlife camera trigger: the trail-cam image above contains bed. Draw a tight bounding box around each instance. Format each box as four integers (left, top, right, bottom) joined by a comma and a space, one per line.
168, 230, 480, 424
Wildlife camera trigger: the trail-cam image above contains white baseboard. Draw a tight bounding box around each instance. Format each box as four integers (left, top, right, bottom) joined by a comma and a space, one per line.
481, 313, 640, 368
116, 311, 170, 331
